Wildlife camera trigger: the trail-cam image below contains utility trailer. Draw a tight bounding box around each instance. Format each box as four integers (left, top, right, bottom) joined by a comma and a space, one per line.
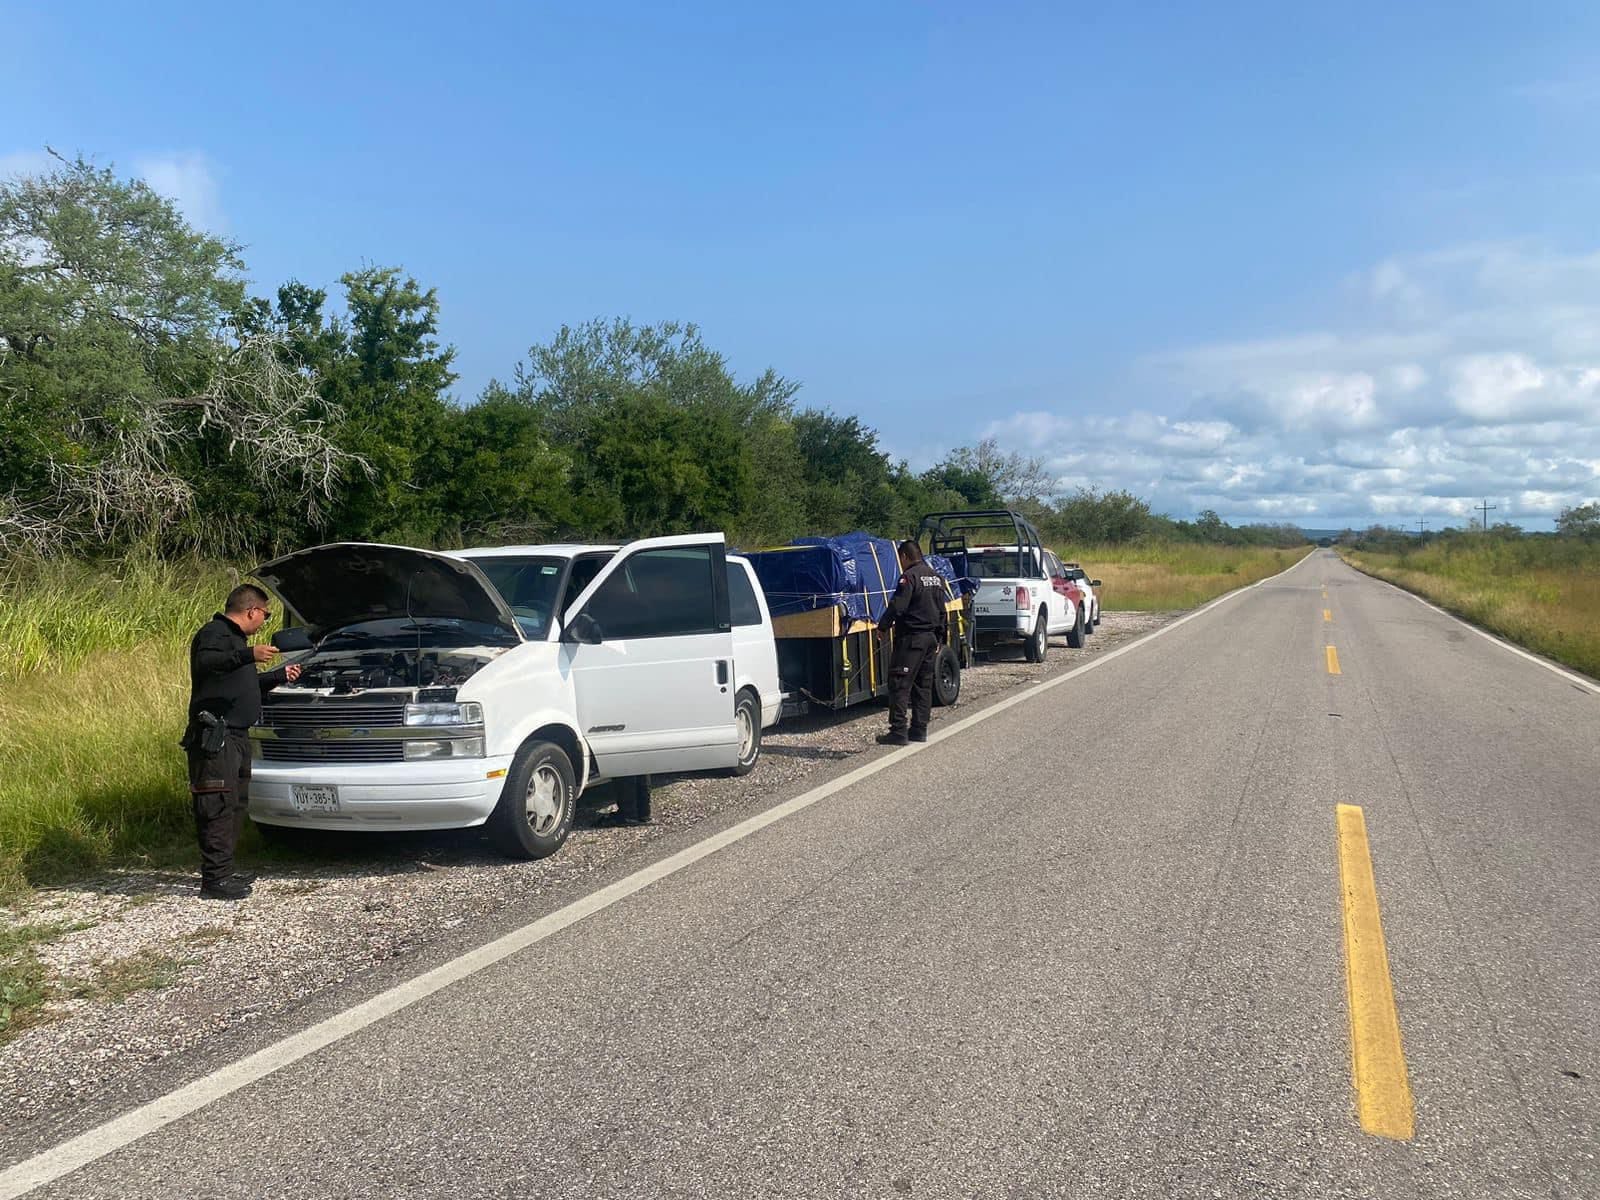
744, 535, 974, 715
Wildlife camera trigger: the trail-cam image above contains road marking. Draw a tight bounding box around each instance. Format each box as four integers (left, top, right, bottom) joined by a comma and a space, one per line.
1361, 572, 1600, 697
1323, 609, 1333, 622
1326, 645, 1341, 674
1336, 804, 1415, 1140
0, 551, 1319, 1199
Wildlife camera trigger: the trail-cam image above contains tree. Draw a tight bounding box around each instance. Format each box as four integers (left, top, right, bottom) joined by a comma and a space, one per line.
1048, 487, 1153, 544
0, 152, 364, 558
319, 268, 457, 542
926, 438, 1054, 507
1195, 509, 1227, 542
507, 319, 795, 540
1556, 502, 1600, 540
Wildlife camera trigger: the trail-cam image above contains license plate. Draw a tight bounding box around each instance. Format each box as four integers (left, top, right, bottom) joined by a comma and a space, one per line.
291, 784, 340, 813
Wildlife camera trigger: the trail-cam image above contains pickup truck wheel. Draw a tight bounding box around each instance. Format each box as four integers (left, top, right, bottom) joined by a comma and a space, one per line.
726, 688, 762, 776
1066, 605, 1086, 649
489, 740, 575, 859
1025, 614, 1048, 663
932, 645, 961, 706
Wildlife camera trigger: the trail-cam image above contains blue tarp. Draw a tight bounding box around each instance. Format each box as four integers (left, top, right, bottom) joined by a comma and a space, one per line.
744, 533, 974, 624
744, 532, 900, 623
927, 553, 977, 597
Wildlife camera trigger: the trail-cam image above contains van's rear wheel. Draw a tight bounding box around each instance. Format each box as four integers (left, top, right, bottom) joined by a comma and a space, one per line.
932, 645, 961, 706
489, 739, 575, 859
726, 688, 762, 776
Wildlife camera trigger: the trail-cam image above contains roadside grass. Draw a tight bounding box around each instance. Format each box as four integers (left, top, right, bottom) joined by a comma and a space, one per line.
0, 918, 93, 1042
1049, 542, 1312, 610
66, 948, 187, 1005
0, 558, 246, 902
1342, 539, 1600, 680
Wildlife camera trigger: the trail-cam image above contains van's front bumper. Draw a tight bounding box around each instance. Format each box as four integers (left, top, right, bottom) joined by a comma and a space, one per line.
249, 756, 514, 831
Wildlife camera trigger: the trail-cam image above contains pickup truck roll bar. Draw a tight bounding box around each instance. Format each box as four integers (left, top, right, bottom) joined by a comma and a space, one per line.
916, 509, 1047, 576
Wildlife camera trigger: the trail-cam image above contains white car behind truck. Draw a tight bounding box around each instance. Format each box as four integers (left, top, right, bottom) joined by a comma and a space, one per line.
247, 534, 780, 859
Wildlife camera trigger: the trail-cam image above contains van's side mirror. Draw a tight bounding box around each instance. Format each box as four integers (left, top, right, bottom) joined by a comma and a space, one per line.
1091, 579, 1103, 588
564, 613, 604, 644
272, 627, 313, 652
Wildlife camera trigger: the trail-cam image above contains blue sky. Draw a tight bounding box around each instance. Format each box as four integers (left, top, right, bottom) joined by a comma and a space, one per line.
6, 1, 1599, 528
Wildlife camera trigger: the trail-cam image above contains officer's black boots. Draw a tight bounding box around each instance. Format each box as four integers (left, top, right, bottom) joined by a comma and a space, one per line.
909, 730, 928, 743
200, 877, 252, 901
876, 731, 909, 746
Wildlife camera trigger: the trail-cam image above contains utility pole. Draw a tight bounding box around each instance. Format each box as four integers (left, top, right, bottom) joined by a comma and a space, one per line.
1416, 518, 1427, 539
1478, 498, 1497, 531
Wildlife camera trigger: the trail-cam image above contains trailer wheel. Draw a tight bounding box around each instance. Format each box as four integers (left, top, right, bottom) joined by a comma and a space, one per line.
932, 645, 961, 706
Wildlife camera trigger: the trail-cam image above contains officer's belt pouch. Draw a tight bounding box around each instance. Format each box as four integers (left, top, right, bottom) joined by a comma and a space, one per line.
181, 711, 229, 758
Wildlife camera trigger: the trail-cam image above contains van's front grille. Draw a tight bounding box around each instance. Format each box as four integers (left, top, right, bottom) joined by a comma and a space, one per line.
262, 702, 408, 729
259, 739, 405, 764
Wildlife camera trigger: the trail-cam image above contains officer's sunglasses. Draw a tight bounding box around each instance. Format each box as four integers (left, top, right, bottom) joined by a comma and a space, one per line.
251, 606, 272, 621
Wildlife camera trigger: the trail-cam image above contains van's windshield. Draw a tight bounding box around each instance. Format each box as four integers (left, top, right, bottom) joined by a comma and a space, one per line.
469, 556, 568, 639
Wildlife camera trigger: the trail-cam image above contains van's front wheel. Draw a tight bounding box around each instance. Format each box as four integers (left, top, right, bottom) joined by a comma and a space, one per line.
489, 740, 575, 859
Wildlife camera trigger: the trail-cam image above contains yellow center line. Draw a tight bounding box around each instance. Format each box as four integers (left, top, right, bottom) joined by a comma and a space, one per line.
1324, 609, 1333, 622
1326, 645, 1341, 674
1336, 804, 1415, 1140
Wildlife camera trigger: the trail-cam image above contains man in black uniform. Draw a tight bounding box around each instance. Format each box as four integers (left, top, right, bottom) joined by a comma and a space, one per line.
875, 539, 947, 746
184, 584, 301, 900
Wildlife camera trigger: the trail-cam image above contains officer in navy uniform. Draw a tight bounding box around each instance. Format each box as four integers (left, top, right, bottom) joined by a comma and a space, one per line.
875, 539, 946, 746
184, 584, 301, 900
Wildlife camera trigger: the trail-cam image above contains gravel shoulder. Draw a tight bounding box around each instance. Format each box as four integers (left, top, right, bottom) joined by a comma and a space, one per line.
0, 610, 1178, 1153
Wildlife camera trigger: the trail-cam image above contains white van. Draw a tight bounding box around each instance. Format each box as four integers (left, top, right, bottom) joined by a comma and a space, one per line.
246, 534, 780, 859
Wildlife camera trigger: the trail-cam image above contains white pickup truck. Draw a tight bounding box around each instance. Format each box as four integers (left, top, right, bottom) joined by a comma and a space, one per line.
918, 509, 1088, 663
247, 534, 780, 859
968, 544, 1088, 661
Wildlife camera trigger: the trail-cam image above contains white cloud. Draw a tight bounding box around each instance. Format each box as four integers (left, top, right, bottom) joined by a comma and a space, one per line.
0, 149, 57, 181
2, 147, 227, 234
980, 243, 1600, 527
132, 151, 226, 232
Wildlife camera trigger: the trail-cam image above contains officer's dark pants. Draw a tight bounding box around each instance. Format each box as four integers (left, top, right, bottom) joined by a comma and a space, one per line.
188, 730, 250, 887
888, 631, 938, 736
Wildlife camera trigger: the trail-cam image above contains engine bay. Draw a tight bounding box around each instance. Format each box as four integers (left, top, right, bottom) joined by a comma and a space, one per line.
278, 648, 498, 696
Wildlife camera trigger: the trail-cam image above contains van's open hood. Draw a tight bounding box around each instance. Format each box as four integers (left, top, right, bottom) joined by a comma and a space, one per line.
254, 543, 522, 641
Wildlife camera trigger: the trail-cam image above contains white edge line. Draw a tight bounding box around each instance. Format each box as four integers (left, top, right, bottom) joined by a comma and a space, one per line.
1352, 563, 1600, 697
0, 549, 1316, 1198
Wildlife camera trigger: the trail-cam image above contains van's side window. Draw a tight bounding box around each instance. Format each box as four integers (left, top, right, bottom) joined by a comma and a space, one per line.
561, 554, 611, 613
583, 546, 716, 639
726, 562, 763, 627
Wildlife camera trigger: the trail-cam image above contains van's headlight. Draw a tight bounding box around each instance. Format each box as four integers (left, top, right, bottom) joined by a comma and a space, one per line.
404, 736, 487, 760
404, 702, 483, 727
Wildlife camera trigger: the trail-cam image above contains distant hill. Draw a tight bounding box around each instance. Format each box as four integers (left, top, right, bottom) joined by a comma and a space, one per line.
1297, 528, 1348, 540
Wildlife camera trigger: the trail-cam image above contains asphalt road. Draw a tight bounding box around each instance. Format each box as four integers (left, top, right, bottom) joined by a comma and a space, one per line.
9, 550, 1598, 1198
